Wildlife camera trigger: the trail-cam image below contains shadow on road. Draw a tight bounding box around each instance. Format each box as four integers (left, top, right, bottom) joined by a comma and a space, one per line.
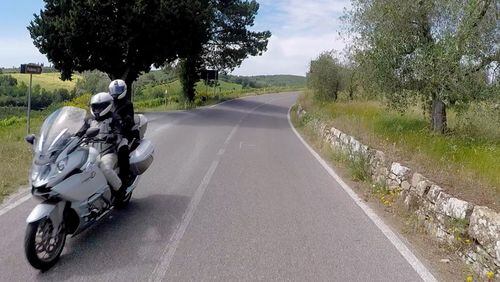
35, 194, 190, 281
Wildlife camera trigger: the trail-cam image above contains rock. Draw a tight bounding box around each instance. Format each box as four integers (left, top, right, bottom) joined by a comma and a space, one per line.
340, 133, 350, 145
468, 206, 500, 260
440, 258, 450, 263
415, 179, 432, 197
401, 181, 411, 191
331, 127, 342, 138
434, 192, 474, 220
390, 162, 411, 181
403, 192, 420, 211
350, 138, 361, 153
411, 173, 426, 188
426, 184, 443, 204
386, 179, 400, 190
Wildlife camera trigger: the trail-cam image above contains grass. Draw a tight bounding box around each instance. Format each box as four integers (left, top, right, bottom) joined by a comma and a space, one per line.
7, 73, 81, 91
298, 91, 499, 210
0, 118, 43, 199
134, 79, 302, 111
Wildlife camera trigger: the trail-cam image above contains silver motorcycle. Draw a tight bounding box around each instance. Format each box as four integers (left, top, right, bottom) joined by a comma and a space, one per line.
24, 106, 154, 270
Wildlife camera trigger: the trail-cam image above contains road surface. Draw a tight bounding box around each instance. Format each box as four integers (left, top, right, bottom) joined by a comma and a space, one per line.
0, 92, 435, 281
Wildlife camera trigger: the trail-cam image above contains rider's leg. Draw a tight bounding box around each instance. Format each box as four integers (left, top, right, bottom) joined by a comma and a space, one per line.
117, 138, 131, 187
99, 153, 122, 191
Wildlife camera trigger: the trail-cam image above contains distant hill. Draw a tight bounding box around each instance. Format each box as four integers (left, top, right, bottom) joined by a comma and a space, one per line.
220, 74, 306, 88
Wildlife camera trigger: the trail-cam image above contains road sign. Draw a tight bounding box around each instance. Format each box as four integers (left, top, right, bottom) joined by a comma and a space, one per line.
20, 64, 43, 74
201, 69, 218, 81
20, 64, 43, 134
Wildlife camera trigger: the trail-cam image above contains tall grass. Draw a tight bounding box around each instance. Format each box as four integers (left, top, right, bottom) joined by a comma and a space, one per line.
299, 91, 500, 209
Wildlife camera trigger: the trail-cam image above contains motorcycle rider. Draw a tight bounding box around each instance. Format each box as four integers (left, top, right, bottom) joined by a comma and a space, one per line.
89, 92, 127, 194
108, 79, 137, 188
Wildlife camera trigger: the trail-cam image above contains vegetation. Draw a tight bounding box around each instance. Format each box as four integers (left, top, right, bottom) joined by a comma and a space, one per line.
297, 91, 499, 209
179, 0, 271, 101
300, 0, 499, 207
29, 0, 270, 102
0, 74, 73, 110
344, 0, 499, 133
8, 73, 79, 91
307, 52, 347, 101
220, 74, 306, 89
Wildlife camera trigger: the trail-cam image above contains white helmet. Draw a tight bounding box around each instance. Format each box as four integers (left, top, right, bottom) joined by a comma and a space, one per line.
90, 92, 114, 121
109, 79, 127, 100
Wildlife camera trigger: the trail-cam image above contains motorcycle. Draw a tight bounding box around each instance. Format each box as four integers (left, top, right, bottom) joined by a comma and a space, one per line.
23, 106, 154, 270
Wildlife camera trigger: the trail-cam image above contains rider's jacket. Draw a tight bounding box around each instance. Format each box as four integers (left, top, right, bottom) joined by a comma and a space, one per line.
88, 114, 124, 154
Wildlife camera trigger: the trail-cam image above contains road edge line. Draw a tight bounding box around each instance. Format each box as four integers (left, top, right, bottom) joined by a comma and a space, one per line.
287, 105, 437, 282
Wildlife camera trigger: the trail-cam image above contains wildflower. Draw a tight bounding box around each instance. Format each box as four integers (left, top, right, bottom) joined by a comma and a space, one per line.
466, 275, 473, 282
486, 271, 494, 280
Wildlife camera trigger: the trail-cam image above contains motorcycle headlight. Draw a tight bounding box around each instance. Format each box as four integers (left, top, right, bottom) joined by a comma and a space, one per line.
57, 158, 67, 172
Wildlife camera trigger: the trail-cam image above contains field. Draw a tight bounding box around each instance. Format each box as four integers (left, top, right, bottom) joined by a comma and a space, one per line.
8, 72, 81, 91
298, 91, 500, 210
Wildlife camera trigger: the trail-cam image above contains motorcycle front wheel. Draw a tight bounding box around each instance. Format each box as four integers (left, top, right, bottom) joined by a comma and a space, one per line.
24, 217, 66, 270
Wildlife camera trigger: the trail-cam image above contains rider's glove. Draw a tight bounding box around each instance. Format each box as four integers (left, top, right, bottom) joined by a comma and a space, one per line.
105, 135, 117, 143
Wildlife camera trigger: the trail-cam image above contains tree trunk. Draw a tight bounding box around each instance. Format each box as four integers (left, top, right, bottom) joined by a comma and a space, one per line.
431, 99, 447, 134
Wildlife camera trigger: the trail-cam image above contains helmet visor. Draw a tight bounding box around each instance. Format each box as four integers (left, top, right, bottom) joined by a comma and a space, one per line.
110, 85, 126, 96
91, 102, 110, 116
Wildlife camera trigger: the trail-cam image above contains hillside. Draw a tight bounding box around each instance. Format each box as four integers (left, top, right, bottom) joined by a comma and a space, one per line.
220, 74, 306, 88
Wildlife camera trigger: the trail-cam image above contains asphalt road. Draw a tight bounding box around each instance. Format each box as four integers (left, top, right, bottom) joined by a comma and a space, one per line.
0, 92, 435, 281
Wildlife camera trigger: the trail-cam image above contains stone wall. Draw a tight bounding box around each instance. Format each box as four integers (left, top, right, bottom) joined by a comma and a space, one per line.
295, 105, 500, 278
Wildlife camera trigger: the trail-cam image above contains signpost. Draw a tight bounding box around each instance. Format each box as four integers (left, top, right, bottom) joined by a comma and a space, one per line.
201, 69, 219, 99
20, 64, 43, 135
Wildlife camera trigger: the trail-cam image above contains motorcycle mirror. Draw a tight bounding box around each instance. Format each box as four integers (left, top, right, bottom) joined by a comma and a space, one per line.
25, 134, 36, 145
86, 127, 100, 138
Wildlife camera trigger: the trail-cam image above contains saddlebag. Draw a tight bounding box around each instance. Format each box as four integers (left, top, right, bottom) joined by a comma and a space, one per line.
130, 139, 154, 175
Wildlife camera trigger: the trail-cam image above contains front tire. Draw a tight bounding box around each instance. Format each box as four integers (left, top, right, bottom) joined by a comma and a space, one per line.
24, 218, 66, 270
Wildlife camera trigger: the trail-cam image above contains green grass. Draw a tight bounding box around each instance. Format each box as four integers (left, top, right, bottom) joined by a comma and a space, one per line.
134, 79, 301, 111
0, 117, 43, 200
7, 73, 81, 91
298, 91, 499, 209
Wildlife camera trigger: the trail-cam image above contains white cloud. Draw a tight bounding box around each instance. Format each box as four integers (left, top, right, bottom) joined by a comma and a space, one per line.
0, 37, 48, 68
233, 33, 346, 76
233, 0, 350, 76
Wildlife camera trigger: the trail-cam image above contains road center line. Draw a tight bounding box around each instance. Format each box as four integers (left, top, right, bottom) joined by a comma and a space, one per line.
287, 106, 437, 282
149, 97, 280, 282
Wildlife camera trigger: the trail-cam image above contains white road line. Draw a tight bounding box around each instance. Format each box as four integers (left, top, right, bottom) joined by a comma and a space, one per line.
287, 107, 437, 282
0, 192, 31, 217
149, 97, 281, 282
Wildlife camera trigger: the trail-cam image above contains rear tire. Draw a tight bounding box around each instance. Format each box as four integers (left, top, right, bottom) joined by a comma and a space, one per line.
24, 218, 66, 270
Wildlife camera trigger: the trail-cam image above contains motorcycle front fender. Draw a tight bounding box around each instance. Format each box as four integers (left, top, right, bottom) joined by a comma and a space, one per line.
26, 201, 65, 235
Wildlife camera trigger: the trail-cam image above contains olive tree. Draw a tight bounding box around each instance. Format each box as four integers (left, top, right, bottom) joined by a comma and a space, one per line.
345, 0, 499, 133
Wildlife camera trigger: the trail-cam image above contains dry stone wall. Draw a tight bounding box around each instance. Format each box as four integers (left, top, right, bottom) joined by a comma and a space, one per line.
295, 105, 500, 278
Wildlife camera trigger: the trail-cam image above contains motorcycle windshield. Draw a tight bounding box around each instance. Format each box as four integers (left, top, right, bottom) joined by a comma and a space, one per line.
36, 106, 87, 161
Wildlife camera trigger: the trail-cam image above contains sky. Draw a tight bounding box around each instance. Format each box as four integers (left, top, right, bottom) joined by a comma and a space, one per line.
0, 0, 350, 76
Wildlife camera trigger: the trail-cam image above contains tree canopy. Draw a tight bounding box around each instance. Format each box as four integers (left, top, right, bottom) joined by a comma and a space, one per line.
345, 0, 499, 133
29, 0, 270, 102
29, 0, 212, 99
179, 0, 271, 101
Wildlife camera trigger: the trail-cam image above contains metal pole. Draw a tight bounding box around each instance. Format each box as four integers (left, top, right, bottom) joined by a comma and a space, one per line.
27, 73, 32, 135
206, 72, 209, 97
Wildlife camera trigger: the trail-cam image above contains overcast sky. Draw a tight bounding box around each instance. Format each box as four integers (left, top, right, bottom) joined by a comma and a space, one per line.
0, 0, 350, 76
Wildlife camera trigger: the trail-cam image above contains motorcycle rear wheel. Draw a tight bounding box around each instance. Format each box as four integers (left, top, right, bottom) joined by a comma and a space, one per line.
24, 217, 66, 270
